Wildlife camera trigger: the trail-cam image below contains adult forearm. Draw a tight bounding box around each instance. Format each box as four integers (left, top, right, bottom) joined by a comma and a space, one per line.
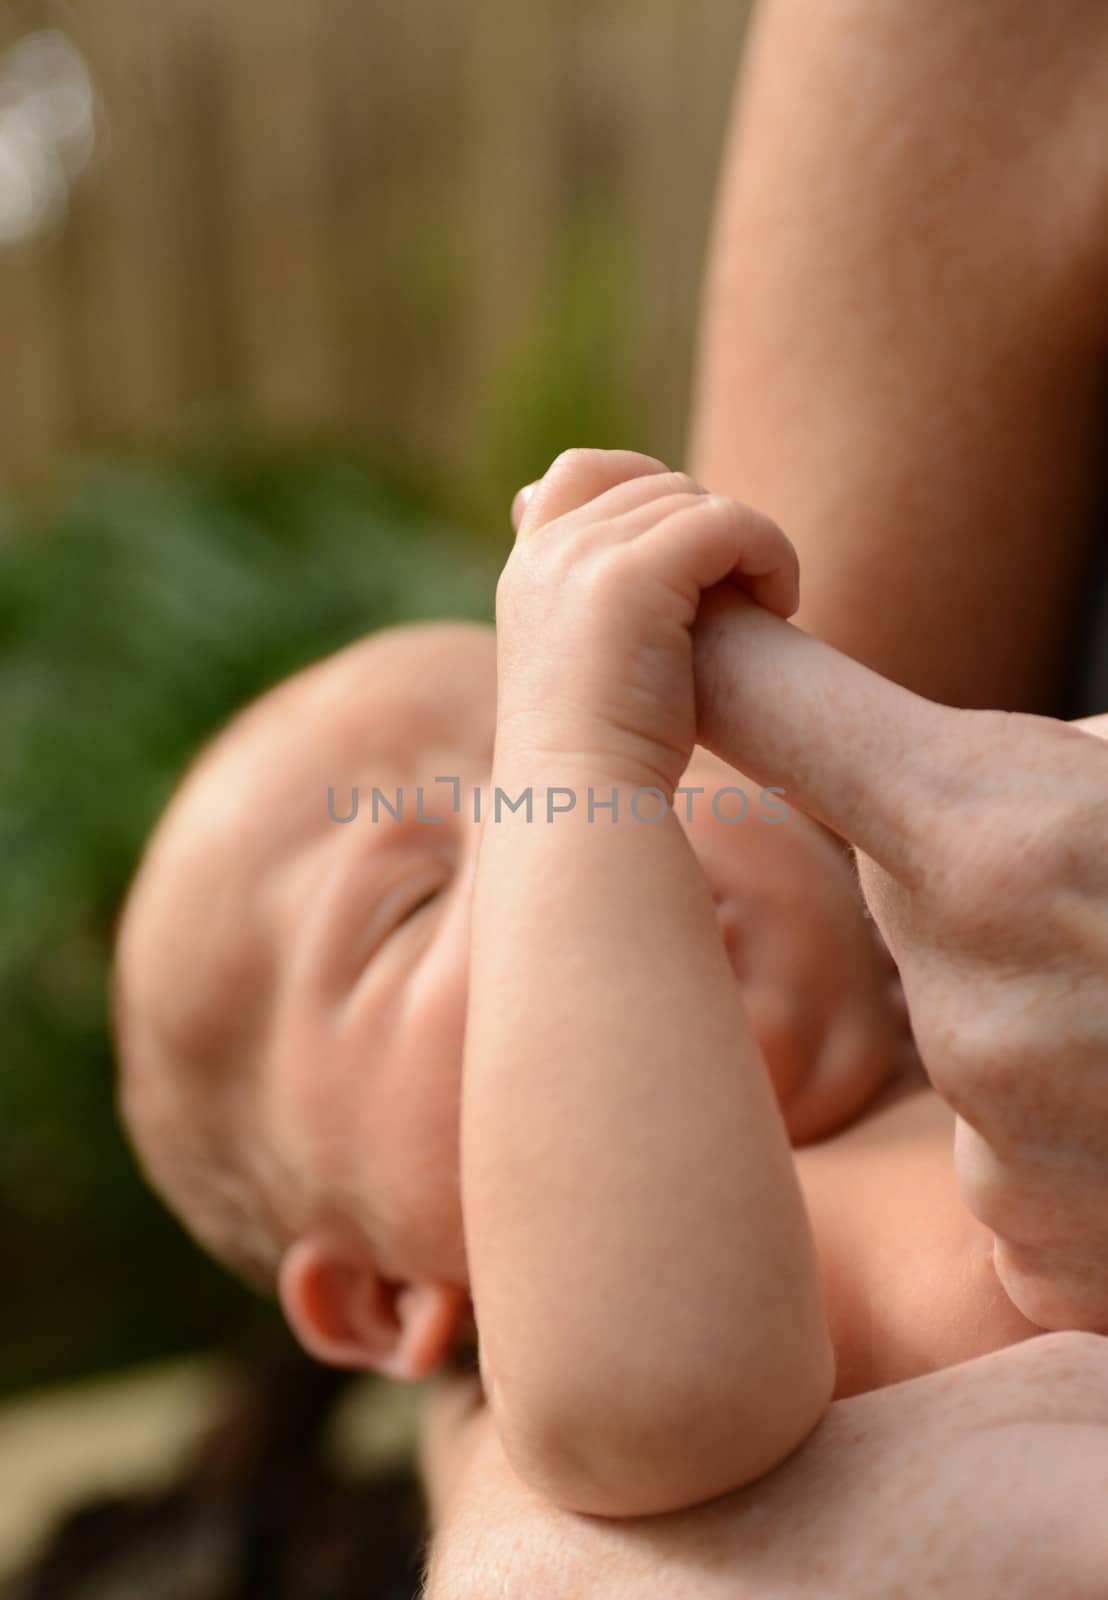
422, 1337, 1108, 1600
689, 0, 1108, 712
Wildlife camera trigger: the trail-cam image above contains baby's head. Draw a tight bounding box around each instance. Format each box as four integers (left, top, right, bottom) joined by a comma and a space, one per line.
116, 619, 909, 1383
116, 622, 497, 1381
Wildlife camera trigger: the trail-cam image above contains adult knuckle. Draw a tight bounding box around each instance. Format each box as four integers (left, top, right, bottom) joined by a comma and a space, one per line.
927, 1004, 1029, 1117
935, 1057, 997, 1126
936, 712, 1103, 904
923, 816, 1032, 940
954, 1136, 1024, 1237
943, 809, 1099, 978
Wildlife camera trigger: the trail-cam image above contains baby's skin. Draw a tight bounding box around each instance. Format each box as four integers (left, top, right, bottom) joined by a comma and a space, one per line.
116, 624, 910, 1316
466, 449, 1045, 1518
117, 448, 1082, 1527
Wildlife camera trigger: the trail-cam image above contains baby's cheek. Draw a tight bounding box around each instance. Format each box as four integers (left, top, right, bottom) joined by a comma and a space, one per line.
382, 1090, 468, 1287
801, 1013, 906, 1142
740, 980, 820, 1111
362, 1012, 467, 1287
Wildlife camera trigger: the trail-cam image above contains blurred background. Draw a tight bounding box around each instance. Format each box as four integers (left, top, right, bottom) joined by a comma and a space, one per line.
0, 0, 751, 1593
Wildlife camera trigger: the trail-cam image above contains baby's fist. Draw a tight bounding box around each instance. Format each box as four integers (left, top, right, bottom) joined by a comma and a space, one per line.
495, 449, 799, 795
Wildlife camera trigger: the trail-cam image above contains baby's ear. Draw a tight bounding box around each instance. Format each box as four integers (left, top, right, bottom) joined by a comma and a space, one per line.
278, 1233, 465, 1382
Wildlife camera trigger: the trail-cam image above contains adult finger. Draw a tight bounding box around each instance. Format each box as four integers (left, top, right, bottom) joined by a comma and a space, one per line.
692, 587, 953, 880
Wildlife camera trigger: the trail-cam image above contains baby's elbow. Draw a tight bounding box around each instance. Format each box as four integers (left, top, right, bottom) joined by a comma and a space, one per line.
494, 1335, 835, 1520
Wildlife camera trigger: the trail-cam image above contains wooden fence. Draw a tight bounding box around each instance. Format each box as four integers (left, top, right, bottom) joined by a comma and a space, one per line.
0, 0, 752, 512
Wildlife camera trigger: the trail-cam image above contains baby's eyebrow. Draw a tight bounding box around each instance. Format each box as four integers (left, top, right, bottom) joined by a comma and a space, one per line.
266, 753, 431, 969
291, 828, 406, 993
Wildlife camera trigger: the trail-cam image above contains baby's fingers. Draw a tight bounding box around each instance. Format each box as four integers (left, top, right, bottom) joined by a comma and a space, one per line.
511, 484, 537, 532
516, 447, 671, 537
644, 496, 800, 620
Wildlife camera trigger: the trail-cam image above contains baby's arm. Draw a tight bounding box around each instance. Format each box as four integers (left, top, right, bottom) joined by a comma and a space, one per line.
462, 451, 833, 1520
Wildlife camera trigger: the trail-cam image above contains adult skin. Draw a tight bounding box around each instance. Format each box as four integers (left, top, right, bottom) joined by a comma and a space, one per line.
421, 1335, 1108, 1599
693, 591, 1108, 1332
689, 0, 1108, 715
688, 0, 1108, 1331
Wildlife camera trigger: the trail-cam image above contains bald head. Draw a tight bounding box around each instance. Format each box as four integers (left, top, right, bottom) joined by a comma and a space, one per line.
114, 621, 496, 1283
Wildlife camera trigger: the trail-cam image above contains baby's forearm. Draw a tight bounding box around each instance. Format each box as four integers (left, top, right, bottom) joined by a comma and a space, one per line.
462, 746, 833, 1518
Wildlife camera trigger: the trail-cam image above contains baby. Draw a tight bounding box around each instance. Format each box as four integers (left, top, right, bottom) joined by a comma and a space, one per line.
115, 448, 1045, 1523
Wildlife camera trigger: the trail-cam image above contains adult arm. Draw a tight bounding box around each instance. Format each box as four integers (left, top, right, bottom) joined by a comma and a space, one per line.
421, 1335, 1108, 1600
689, 0, 1108, 713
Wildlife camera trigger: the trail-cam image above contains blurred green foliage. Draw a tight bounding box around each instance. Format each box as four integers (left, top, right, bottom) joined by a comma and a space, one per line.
0, 442, 494, 1394
466, 205, 649, 529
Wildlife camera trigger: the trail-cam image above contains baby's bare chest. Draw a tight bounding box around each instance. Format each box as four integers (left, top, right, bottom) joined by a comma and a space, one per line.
793, 1086, 1039, 1395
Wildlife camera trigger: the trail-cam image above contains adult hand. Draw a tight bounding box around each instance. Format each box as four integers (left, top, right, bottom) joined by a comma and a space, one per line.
681, 746, 917, 1144
694, 591, 1108, 1331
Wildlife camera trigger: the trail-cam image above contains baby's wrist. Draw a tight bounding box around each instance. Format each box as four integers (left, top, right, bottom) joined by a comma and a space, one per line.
493, 716, 682, 809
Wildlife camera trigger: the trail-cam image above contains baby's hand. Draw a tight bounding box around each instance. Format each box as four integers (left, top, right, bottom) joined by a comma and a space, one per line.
498, 449, 798, 794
